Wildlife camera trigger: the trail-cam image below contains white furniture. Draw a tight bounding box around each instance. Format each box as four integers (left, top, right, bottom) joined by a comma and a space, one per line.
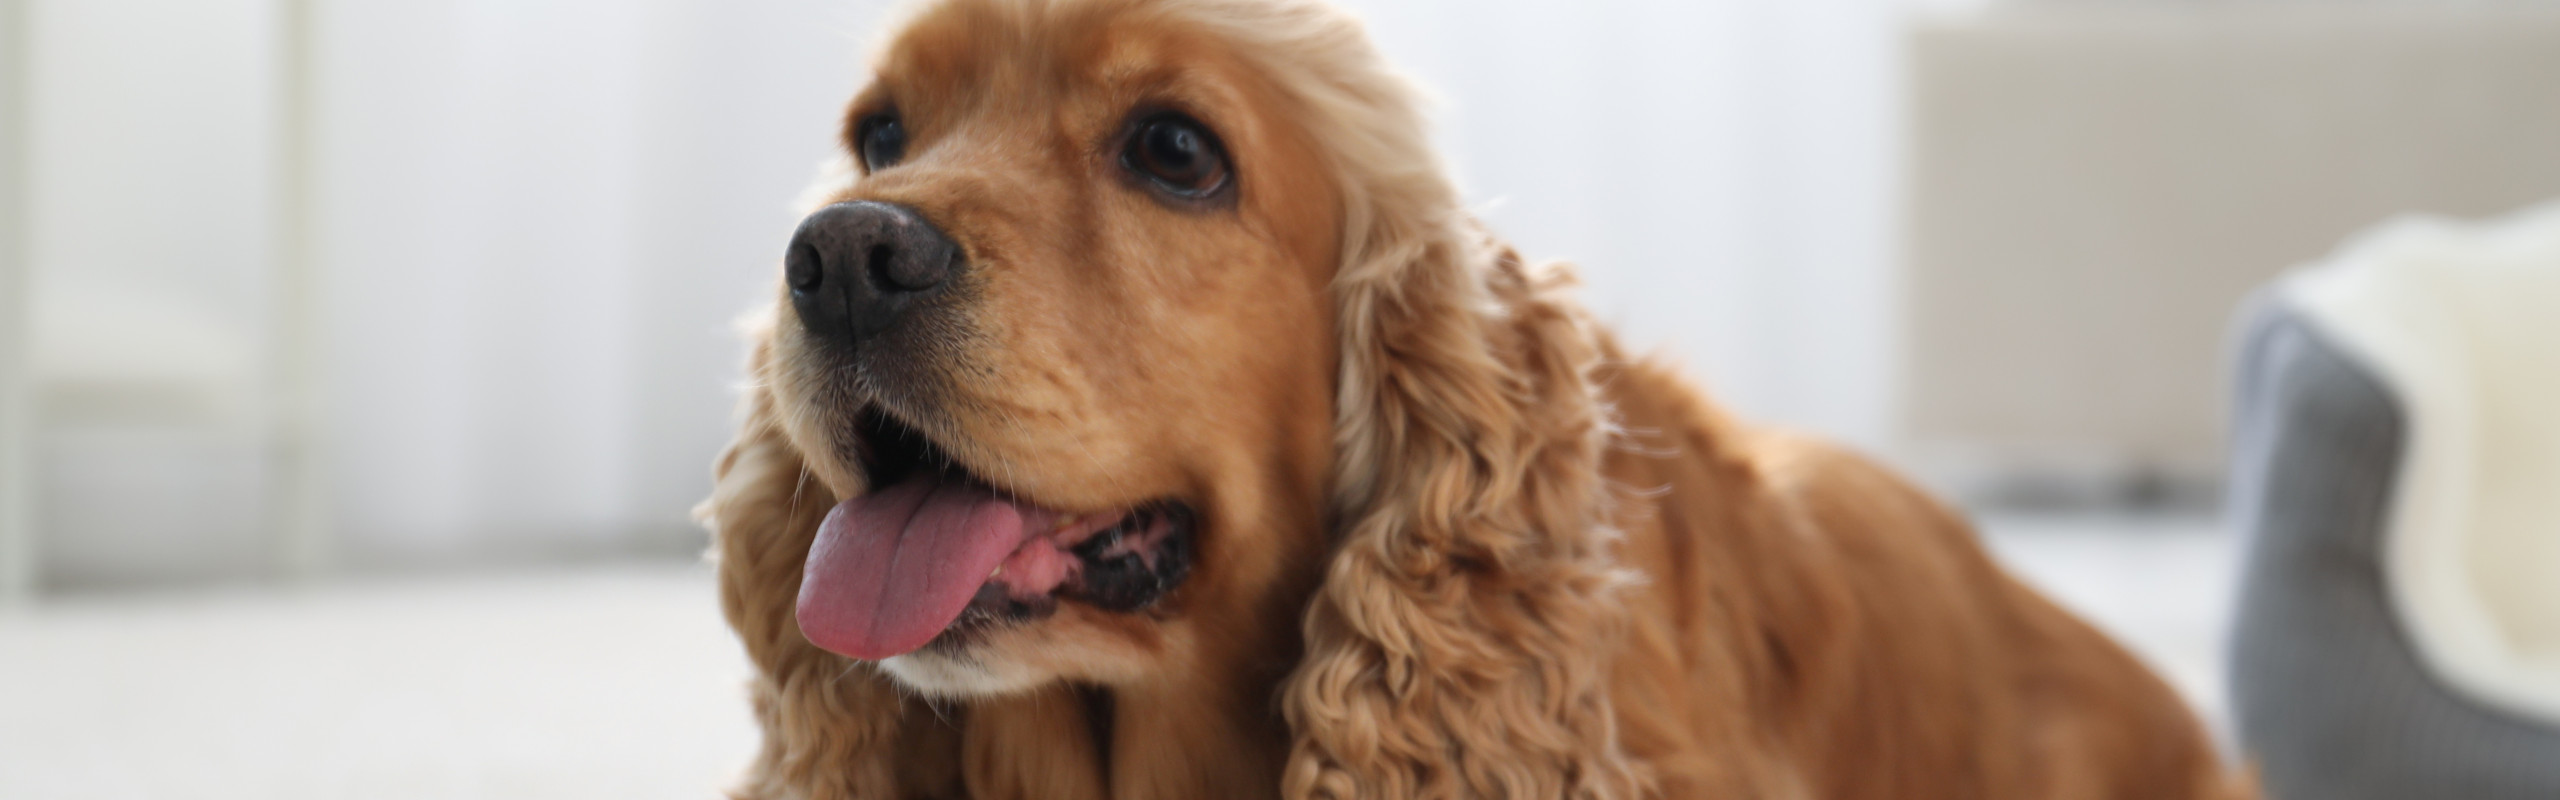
0, 0, 327, 598
2282, 201, 2560, 725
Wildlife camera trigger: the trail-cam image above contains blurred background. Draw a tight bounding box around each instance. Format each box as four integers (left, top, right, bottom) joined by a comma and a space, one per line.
2, 0, 2556, 797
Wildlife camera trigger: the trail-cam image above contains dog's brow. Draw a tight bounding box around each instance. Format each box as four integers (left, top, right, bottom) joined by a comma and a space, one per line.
1086, 30, 1190, 95
1095, 57, 1163, 90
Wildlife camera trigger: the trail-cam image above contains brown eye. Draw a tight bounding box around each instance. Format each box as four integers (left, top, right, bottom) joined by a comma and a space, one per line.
1122, 113, 1230, 200
857, 112, 906, 172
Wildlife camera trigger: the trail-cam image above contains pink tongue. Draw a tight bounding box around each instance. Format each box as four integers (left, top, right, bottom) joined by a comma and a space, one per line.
796, 474, 1034, 661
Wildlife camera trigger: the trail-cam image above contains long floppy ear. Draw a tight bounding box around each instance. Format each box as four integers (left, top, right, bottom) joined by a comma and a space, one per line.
1280, 209, 1645, 799
696, 313, 962, 800
1112, 2, 1634, 792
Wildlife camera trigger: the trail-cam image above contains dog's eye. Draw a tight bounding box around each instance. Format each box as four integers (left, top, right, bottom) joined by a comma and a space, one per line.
1122, 113, 1230, 200
857, 112, 907, 172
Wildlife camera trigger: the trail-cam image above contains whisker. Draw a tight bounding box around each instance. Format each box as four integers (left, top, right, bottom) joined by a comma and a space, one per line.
788, 463, 812, 523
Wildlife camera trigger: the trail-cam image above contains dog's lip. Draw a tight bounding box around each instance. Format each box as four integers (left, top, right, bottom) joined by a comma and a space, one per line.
846, 402, 1147, 527
1043, 512, 1131, 549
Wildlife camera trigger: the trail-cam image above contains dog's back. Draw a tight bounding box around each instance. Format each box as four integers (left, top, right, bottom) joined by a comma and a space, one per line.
1596, 356, 2247, 799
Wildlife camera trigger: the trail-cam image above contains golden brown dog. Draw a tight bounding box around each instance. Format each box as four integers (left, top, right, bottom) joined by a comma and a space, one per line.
699, 0, 2249, 797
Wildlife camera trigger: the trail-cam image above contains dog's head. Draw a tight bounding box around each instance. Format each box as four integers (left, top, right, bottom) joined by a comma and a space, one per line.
765, 0, 1349, 696
742, 2, 1637, 794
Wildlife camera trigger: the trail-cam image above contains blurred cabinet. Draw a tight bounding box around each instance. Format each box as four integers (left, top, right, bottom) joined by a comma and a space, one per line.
3, 0, 320, 593
1901, 5, 2560, 504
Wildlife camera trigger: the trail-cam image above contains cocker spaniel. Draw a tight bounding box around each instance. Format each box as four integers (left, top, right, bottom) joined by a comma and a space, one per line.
698, 0, 2250, 797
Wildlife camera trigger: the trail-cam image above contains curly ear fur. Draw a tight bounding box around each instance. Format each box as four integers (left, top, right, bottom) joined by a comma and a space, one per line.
1282, 229, 1643, 800
1214, 4, 1645, 795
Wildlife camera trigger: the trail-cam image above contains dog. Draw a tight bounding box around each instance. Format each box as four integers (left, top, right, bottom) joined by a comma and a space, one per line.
698, 0, 2250, 797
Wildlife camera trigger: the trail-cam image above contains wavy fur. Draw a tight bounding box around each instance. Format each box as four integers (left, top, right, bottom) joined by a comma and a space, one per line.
1288, 236, 1644, 800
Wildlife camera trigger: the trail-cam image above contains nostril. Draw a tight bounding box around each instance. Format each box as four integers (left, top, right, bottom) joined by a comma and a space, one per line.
864, 244, 900, 292
786, 243, 824, 293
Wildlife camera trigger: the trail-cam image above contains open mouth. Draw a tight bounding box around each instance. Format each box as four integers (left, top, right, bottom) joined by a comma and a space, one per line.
794, 407, 1195, 662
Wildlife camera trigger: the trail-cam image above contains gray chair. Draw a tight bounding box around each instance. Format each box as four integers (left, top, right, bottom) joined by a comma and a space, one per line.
2227, 204, 2560, 799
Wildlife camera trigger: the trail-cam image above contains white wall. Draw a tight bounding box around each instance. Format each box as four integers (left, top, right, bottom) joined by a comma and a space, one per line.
1347, 0, 1900, 447
313, 0, 876, 566
2, 0, 37, 602
22, 0, 1902, 585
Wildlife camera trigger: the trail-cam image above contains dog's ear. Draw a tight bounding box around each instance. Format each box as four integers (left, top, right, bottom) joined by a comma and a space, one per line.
1281, 218, 1646, 799
697, 314, 960, 800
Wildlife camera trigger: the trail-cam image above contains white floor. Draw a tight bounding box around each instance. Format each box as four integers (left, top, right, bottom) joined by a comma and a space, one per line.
1978, 513, 2240, 739
0, 565, 761, 800
0, 515, 2240, 799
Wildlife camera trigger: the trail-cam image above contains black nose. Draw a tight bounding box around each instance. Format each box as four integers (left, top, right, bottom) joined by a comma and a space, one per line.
785, 201, 962, 345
